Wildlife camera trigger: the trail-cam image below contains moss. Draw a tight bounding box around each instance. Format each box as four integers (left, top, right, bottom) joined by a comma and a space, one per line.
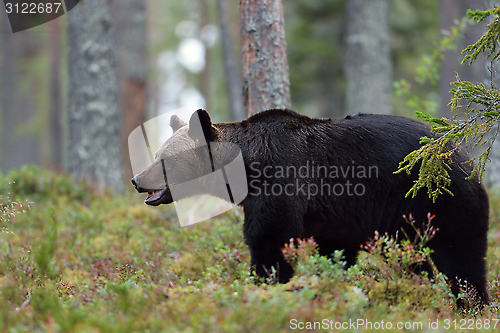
0, 166, 498, 331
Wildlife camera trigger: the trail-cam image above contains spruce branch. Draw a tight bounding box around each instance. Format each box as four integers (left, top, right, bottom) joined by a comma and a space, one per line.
397, 7, 500, 201
463, 8, 500, 64
395, 77, 500, 201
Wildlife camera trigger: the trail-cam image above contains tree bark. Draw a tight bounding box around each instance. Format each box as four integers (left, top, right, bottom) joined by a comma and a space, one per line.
49, 18, 62, 170
0, 10, 18, 172
439, 0, 483, 119
439, 0, 459, 119
217, 0, 245, 121
459, 0, 484, 89
66, 0, 123, 191
199, 0, 211, 112
112, 0, 148, 182
0, 10, 40, 172
240, 0, 291, 117
345, 0, 392, 115
482, 0, 500, 188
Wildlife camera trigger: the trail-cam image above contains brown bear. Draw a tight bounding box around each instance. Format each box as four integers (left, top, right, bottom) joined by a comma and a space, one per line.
131, 109, 489, 306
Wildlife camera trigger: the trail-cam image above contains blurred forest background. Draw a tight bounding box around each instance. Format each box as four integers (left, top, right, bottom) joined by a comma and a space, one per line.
0, 0, 496, 189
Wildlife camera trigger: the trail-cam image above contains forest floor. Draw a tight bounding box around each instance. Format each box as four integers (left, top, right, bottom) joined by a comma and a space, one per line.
0, 165, 499, 332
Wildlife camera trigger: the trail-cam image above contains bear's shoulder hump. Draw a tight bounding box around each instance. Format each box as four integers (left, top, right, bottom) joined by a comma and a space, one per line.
244, 109, 326, 126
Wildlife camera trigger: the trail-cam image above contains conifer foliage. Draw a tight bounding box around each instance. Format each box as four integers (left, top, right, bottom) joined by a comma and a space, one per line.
396, 7, 500, 201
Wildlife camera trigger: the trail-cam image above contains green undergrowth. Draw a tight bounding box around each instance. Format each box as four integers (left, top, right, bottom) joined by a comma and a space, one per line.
0, 165, 499, 332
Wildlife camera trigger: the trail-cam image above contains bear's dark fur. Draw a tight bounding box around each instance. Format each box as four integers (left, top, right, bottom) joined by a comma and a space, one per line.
132, 109, 489, 305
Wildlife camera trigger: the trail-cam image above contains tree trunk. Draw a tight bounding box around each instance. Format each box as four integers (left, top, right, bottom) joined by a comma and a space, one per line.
459, 0, 484, 89
217, 0, 245, 121
66, 0, 124, 191
345, 0, 392, 115
439, 0, 459, 119
112, 0, 148, 182
0, 10, 40, 172
0, 10, 18, 172
49, 18, 62, 170
199, 0, 211, 112
240, 0, 291, 117
482, 0, 500, 188
439, 0, 483, 118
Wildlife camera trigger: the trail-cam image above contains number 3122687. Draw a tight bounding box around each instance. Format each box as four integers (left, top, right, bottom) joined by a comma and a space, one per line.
443, 318, 498, 330
5, 2, 62, 14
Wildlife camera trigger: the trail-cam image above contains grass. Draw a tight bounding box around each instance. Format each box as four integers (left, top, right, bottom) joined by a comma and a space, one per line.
0, 165, 499, 332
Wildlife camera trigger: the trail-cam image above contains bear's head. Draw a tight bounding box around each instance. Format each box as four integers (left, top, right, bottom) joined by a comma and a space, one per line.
131, 109, 241, 206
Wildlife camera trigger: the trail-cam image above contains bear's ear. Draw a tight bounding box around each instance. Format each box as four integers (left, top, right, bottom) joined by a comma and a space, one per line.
170, 115, 187, 132
188, 109, 217, 144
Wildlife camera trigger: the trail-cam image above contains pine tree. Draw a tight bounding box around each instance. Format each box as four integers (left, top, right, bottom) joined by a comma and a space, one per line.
67, 0, 124, 191
345, 0, 392, 115
240, 0, 291, 116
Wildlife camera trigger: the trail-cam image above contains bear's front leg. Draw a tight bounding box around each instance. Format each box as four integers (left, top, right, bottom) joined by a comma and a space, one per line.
243, 200, 302, 283
248, 242, 295, 283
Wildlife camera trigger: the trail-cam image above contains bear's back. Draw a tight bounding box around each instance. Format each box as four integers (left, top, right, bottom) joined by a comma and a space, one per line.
244, 109, 430, 136
241, 109, 433, 156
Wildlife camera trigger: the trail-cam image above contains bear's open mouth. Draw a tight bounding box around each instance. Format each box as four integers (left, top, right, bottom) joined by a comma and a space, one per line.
145, 189, 168, 205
